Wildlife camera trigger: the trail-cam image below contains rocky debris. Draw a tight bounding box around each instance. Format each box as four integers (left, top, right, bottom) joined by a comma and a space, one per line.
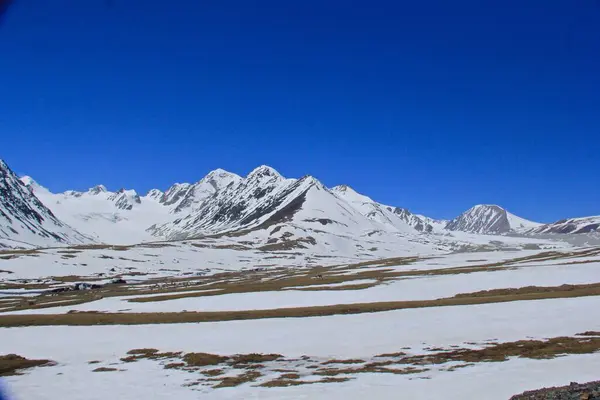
510, 380, 600, 400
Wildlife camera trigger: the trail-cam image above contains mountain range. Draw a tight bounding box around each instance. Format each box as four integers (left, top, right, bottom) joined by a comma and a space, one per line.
0, 159, 598, 251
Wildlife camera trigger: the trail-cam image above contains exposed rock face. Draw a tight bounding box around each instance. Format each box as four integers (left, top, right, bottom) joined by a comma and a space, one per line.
446, 205, 512, 234
530, 216, 600, 234
0, 160, 90, 247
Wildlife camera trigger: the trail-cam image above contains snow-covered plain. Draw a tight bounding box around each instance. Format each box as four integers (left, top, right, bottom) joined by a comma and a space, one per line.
1, 295, 600, 399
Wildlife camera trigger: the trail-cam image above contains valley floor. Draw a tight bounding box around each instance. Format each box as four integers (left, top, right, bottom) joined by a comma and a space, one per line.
1, 244, 599, 399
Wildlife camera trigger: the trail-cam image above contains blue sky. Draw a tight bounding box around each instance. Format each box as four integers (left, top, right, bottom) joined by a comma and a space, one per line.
0, 0, 598, 222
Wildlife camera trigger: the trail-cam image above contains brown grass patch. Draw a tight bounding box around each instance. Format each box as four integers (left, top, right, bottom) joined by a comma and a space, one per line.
213, 370, 262, 388
202, 369, 225, 376
88, 360, 101, 364
375, 352, 407, 358
164, 362, 186, 369
183, 352, 229, 367
0, 354, 55, 376
316, 365, 427, 376
230, 353, 282, 364
260, 378, 306, 387
121, 349, 182, 363
92, 367, 118, 372
280, 373, 300, 379
399, 336, 600, 365
322, 359, 365, 365
127, 348, 159, 355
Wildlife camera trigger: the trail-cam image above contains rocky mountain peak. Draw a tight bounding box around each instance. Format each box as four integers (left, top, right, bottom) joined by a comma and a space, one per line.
247, 165, 282, 180
146, 189, 164, 200
88, 185, 108, 195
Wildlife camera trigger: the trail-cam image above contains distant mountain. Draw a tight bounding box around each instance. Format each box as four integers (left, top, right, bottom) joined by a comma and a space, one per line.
5, 158, 596, 250
445, 204, 541, 235
330, 185, 435, 233
529, 216, 600, 234
23, 177, 174, 245
0, 160, 91, 248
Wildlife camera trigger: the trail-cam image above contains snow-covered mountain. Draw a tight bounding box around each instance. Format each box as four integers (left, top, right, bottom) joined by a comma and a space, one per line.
23, 179, 174, 245
528, 216, 600, 234
445, 204, 541, 234
330, 185, 435, 233
0, 161, 91, 248
4, 158, 596, 250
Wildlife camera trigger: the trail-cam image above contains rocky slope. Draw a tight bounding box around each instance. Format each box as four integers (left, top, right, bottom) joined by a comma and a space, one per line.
528, 216, 600, 234
445, 204, 541, 235
0, 161, 90, 248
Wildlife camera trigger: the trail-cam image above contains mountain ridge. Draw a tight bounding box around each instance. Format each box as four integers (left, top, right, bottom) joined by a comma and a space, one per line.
2, 159, 596, 249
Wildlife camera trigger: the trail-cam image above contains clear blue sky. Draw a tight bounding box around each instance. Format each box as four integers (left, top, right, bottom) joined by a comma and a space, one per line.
0, 0, 598, 222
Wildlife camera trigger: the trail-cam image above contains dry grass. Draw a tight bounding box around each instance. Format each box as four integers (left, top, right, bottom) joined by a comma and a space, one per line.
316, 365, 427, 376
454, 283, 600, 298
121, 349, 182, 363
230, 353, 282, 364
322, 359, 365, 365
260, 376, 352, 387
375, 352, 407, 358
280, 373, 300, 379
202, 369, 225, 376
164, 362, 186, 369
398, 336, 600, 365
92, 367, 118, 372
183, 352, 229, 367
213, 370, 262, 388
4, 281, 600, 327
0, 354, 55, 376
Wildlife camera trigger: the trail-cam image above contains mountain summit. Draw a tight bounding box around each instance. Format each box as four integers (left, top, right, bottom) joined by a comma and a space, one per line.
445, 204, 541, 234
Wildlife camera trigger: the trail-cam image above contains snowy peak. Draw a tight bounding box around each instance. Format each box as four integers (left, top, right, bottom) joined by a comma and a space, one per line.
202, 168, 242, 186
107, 189, 141, 210
247, 165, 283, 181
530, 215, 600, 234
445, 204, 540, 234
332, 184, 432, 233
146, 189, 164, 200
160, 183, 192, 207
331, 184, 374, 204
0, 159, 90, 247
88, 185, 107, 195
20, 175, 50, 195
